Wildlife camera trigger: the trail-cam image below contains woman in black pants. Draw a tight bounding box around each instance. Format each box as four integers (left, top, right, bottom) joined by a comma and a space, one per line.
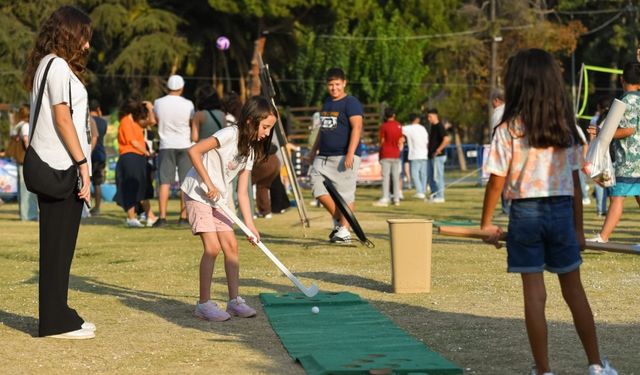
24, 6, 95, 339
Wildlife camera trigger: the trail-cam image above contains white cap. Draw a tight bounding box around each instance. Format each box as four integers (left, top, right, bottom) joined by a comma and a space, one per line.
167, 75, 184, 90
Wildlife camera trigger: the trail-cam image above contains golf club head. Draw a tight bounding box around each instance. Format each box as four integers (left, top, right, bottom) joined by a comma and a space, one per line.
302, 283, 320, 298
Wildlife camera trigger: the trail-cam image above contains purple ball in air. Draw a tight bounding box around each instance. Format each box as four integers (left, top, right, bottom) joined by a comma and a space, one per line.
216, 36, 230, 50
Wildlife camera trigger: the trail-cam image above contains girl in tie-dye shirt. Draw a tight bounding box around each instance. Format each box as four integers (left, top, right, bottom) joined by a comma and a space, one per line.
480, 49, 617, 375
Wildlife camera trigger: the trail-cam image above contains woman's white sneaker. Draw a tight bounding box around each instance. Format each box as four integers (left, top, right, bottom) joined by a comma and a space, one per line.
126, 218, 145, 228
81, 322, 96, 331
46, 328, 95, 340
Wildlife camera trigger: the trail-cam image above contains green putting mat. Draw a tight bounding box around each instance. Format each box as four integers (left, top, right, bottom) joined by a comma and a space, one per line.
260, 292, 462, 375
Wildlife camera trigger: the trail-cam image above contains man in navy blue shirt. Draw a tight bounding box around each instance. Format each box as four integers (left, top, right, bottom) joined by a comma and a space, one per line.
308, 68, 363, 243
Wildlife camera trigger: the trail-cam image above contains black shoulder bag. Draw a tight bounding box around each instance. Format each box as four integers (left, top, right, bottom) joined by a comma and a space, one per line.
23, 57, 79, 200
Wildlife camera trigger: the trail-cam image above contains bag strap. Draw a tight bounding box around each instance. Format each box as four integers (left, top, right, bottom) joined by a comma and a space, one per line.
207, 109, 223, 131
29, 57, 56, 140
69, 80, 73, 116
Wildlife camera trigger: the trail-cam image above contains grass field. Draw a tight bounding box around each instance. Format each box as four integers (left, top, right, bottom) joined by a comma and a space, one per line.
1, 179, 639, 374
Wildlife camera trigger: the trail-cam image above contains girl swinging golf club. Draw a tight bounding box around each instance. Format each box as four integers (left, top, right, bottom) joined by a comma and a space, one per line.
181, 96, 276, 321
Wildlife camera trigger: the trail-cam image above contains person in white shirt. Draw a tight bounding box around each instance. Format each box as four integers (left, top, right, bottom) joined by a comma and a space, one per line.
23, 5, 95, 340
10, 105, 38, 220
402, 114, 429, 198
490, 88, 505, 130
153, 75, 195, 227
490, 88, 509, 214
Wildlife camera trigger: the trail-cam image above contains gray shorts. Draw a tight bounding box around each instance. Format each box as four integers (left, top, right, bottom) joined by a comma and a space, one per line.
158, 148, 192, 185
310, 155, 361, 203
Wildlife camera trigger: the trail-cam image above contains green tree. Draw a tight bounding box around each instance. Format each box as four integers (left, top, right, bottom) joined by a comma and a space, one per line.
88, 0, 193, 106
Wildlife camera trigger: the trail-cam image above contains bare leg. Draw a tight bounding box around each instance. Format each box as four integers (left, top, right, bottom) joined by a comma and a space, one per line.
317, 194, 339, 220
521, 273, 551, 374
558, 269, 602, 366
179, 191, 187, 220
93, 185, 102, 211
342, 202, 356, 228
317, 194, 354, 230
599, 196, 624, 241
158, 184, 170, 219
126, 206, 137, 220
198, 232, 222, 303
218, 231, 239, 300
141, 200, 157, 221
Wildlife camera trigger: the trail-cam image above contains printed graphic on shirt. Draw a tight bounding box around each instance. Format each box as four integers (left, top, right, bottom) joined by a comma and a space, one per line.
225, 154, 247, 181
319, 111, 339, 131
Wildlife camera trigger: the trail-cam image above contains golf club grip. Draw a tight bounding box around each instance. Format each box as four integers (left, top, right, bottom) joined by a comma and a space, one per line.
438, 226, 640, 255
438, 226, 507, 241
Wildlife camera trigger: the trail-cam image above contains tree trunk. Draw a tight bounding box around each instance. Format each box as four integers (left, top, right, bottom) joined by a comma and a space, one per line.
250, 36, 267, 96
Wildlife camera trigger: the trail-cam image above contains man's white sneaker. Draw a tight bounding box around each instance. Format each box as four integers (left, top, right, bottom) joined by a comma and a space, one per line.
46, 328, 95, 340
429, 197, 445, 203
588, 358, 618, 375
330, 226, 351, 243
413, 193, 426, 199
586, 234, 607, 243
126, 218, 145, 228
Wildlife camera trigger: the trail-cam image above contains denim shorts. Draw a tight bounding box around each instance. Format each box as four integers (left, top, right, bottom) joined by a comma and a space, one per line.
506, 196, 582, 274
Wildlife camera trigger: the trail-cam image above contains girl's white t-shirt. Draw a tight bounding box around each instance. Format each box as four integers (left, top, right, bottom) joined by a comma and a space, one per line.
181, 126, 254, 206
29, 54, 91, 171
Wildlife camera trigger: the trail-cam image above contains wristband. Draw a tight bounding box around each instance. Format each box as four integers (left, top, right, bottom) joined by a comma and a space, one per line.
75, 158, 87, 166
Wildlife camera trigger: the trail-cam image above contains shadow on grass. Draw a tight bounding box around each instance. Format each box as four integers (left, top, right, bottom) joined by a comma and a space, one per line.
297, 271, 392, 293
8, 272, 639, 373
0, 310, 38, 336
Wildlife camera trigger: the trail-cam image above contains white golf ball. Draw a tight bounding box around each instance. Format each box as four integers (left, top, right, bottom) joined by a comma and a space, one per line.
311, 306, 319, 314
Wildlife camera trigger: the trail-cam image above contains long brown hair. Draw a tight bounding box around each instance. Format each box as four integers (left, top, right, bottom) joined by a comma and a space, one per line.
24, 5, 92, 90
237, 96, 276, 162
502, 48, 580, 148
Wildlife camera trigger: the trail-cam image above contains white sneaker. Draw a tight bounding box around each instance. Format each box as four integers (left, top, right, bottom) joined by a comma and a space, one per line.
586, 234, 607, 243
194, 300, 231, 322
81, 322, 96, 332
413, 193, 426, 199
588, 358, 618, 375
373, 198, 389, 207
126, 218, 145, 228
47, 328, 95, 340
146, 216, 159, 227
226, 296, 257, 318
429, 197, 445, 203
330, 226, 351, 243
530, 366, 554, 375
582, 198, 592, 205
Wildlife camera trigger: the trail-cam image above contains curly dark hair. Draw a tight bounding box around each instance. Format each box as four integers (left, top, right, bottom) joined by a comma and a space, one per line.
237, 96, 276, 162
24, 5, 92, 90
